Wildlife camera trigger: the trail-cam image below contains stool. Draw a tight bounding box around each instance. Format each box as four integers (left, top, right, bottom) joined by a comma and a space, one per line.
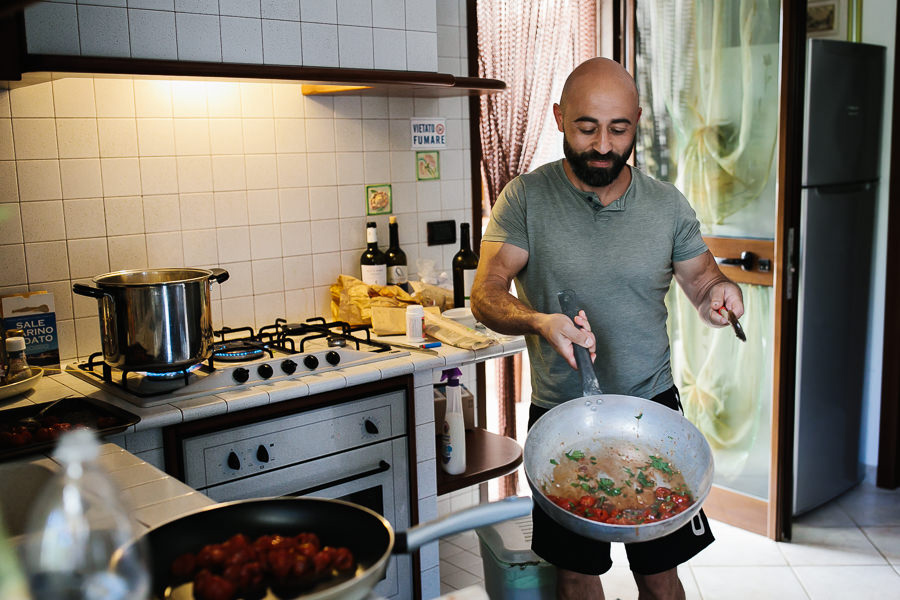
475, 514, 556, 599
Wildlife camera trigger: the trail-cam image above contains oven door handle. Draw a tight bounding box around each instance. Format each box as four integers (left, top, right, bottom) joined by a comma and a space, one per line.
282, 460, 391, 497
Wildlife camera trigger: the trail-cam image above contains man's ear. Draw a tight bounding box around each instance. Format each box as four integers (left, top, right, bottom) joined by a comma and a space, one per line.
553, 103, 564, 132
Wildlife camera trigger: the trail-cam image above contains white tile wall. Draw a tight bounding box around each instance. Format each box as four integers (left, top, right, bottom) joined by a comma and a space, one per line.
23, 0, 443, 72
2, 0, 471, 365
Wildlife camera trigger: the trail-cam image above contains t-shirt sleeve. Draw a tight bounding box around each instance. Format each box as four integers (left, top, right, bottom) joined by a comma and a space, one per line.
671, 191, 708, 262
482, 177, 529, 252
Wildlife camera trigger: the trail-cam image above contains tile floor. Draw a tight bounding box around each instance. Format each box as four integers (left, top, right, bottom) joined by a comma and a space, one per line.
437, 471, 900, 599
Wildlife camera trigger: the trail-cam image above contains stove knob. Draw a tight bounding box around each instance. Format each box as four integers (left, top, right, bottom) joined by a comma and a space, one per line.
227, 451, 241, 470
257, 363, 274, 379
233, 367, 250, 384
281, 359, 297, 374
303, 355, 319, 370
256, 445, 270, 463
325, 350, 341, 366
364, 419, 379, 434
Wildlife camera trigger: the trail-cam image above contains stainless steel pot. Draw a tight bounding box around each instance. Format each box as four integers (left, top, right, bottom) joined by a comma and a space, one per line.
73, 268, 229, 372
523, 290, 714, 543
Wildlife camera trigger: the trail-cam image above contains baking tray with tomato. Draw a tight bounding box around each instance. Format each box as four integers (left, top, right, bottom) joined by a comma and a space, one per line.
0, 396, 140, 461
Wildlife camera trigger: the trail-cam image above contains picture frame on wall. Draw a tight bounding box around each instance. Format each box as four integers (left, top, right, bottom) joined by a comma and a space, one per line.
416, 151, 440, 181
806, 0, 856, 41
366, 184, 392, 216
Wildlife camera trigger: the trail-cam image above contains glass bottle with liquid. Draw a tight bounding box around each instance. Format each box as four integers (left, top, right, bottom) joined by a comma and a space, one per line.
452, 223, 479, 308
385, 216, 410, 292
360, 221, 387, 286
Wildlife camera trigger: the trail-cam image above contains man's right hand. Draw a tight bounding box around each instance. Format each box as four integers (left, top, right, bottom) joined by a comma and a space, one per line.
536, 310, 597, 371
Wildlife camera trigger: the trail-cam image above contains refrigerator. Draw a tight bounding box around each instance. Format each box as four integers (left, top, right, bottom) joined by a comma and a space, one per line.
793, 39, 886, 516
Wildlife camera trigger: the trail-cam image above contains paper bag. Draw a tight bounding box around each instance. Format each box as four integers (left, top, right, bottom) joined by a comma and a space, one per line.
371, 305, 441, 336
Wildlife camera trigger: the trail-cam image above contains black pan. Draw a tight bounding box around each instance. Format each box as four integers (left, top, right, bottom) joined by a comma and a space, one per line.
135, 496, 532, 600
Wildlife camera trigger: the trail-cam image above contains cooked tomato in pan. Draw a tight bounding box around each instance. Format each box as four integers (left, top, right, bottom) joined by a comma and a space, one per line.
540, 444, 695, 525
169, 532, 355, 600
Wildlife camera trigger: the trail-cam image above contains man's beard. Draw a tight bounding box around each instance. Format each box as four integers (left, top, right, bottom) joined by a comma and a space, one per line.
563, 135, 635, 188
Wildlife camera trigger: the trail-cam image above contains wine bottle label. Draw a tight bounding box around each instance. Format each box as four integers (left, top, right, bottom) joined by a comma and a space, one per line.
361, 264, 386, 286
463, 270, 476, 306
366, 228, 378, 244
387, 265, 408, 285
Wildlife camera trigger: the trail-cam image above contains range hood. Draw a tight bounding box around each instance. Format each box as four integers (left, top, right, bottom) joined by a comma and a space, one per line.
0, 5, 504, 97
18, 54, 505, 97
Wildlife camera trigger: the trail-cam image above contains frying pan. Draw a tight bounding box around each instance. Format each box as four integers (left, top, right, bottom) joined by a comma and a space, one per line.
133, 495, 532, 600
523, 290, 714, 543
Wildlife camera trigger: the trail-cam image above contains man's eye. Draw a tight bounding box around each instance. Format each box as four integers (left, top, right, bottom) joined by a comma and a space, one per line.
578, 128, 596, 135
611, 129, 627, 135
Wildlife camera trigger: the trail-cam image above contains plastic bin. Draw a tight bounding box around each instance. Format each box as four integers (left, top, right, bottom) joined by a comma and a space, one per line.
475, 514, 556, 599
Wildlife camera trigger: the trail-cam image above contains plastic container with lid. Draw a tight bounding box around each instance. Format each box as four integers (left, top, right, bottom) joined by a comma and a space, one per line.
406, 304, 425, 342
22, 428, 150, 600
440, 368, 466, 475
476, 514, 556, 599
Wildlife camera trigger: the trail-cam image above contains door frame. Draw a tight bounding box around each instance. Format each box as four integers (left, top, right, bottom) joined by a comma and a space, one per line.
622, 0, 808, 541
878, 5, 900, 490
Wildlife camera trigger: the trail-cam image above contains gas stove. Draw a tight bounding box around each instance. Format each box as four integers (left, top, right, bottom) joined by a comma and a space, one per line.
68, 318, 409, 406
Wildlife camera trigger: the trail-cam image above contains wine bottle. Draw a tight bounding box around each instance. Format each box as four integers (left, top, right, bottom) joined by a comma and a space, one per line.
385, 216, 410, 291
452, 222, 479, 308
360, 221, 387, 286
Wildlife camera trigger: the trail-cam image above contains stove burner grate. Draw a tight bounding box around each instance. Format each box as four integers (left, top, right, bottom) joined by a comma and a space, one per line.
77, 353, 210, 397
212, 340, 267, 362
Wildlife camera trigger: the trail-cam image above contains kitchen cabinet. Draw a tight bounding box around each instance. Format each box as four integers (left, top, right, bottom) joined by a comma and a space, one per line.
0, 2, 505, 97
0, 336, 525, 599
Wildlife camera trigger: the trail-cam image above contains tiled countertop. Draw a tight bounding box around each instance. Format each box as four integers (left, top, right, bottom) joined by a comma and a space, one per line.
4, 442, 214, 540
5, 335, 525, 432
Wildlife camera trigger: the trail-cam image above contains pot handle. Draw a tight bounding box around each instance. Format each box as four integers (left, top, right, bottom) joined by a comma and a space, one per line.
395, 496, 533, 553
558, 289, 603, 396
209, 268, 230, 284
72, 283, 108, 299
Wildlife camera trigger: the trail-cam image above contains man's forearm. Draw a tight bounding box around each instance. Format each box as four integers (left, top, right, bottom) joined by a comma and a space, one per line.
471, 283, 544, 336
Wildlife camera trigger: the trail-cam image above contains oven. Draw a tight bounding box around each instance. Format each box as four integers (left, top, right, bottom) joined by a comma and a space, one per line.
162, 376, 416, 600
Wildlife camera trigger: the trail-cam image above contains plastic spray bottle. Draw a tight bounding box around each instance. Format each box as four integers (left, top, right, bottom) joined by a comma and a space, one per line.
440, 367, 466, 475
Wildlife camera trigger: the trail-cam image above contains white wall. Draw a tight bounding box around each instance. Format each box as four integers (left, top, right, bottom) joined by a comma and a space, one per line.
0, 0, 473, 363
861, 0, 896, 465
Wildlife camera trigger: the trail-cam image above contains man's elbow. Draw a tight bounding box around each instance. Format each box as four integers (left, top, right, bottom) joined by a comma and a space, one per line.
470, 285, 487, 322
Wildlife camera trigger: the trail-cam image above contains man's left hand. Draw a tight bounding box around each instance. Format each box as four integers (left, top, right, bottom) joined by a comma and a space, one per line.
706, 281, 744, 327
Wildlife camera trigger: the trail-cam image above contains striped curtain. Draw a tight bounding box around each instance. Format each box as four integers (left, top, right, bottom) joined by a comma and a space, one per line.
477, 0, 597, 207
476, 0, 597, 497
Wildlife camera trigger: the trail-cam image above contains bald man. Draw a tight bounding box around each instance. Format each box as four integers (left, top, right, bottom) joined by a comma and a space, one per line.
471, 57, 743, 599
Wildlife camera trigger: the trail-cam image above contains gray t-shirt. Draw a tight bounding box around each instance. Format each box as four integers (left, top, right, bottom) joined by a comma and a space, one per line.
482, 160, 707, 408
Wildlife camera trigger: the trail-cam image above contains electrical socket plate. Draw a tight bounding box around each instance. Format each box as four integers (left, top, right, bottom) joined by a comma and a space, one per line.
427, 220, 456, 246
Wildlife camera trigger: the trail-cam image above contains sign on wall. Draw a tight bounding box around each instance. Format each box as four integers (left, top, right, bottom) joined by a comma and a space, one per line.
410, 118, 446, 149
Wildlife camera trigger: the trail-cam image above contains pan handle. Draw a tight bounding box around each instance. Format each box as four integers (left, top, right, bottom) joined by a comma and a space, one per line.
557, 289, 603, 396
395, 496, 533, 553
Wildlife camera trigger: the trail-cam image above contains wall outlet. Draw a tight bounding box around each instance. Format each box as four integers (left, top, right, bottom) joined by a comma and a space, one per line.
426, 220, 456, 246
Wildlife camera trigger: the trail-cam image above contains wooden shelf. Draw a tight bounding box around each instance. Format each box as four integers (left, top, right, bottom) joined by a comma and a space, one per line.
436, 428, 523, 496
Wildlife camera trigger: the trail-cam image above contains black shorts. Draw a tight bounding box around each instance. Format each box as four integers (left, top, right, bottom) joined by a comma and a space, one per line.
528, 386, 715, 576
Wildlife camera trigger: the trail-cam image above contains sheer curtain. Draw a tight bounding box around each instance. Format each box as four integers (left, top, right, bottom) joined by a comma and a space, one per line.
636, 0, 780, 488
476, 0, 596, 496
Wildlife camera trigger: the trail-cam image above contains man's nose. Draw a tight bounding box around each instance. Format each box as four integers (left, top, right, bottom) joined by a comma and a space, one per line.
592, 131, 613, 154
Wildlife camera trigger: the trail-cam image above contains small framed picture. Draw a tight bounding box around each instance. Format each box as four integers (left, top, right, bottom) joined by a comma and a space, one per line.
416, 151, 441, 181
807, 0, 847, 40
366, 184, 392, 215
